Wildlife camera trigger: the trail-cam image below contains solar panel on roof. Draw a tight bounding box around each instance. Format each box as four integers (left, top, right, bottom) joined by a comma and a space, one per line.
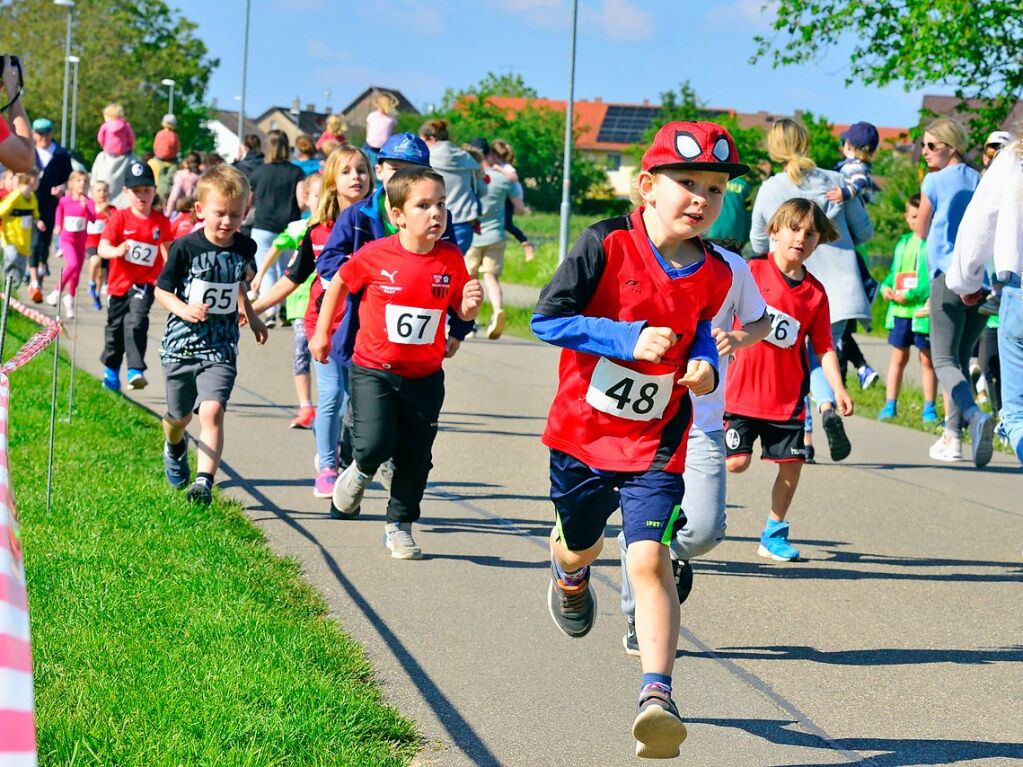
596, 105, 663, 144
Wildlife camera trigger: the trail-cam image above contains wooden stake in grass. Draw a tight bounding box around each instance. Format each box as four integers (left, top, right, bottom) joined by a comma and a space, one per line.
0, 274, 13, 362
46, 268, 62, 514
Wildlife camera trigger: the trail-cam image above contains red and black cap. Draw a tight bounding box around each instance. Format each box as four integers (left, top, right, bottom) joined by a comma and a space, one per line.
642, 121, 749, 179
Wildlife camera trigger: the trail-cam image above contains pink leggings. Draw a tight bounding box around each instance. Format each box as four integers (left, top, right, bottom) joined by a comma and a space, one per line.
58, 236, 87, 295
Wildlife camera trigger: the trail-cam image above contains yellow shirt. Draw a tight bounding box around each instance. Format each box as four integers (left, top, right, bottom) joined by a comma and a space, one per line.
0, 190, 38, 256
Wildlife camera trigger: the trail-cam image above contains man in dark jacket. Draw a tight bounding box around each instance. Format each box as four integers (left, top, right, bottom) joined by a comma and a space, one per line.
232, 133, 264, 235
28, 117, 72, 301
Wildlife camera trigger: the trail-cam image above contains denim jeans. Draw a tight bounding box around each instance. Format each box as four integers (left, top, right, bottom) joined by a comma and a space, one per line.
808, 320, 848, 409
313, 356, 348, 471
998, 284, 1023, 464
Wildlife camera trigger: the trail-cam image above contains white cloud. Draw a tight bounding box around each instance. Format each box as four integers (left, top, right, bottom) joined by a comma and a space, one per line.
583, 0, 653, 41
706, 0, 778, 31
354, 1, 444, 36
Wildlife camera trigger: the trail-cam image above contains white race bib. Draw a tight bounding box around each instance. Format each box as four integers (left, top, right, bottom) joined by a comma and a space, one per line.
123, 239, 158, 267
385, 304, 443, 345
20, 216, 32, 231
86, 219, 106, 235
765, 305, 801, 349
188, 279, 239, 314
585, 357, 674, 422
895, 272, 918, 291
63, 216, 86, 233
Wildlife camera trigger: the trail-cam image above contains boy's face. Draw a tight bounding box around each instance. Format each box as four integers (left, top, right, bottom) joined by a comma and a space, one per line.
197, 191, 246, 244
640, 168, 728, 241
904, 203, 919, 230
772, 215, 820, 266
305, 178, 322, 214
841, 140, 856, 158
92, 185, 109, 204
125, 186, 155, 216
392, 179, 446, 241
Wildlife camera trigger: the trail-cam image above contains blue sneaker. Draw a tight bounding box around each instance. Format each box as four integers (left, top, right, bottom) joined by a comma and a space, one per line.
127, 368, 148, 390
922, 403, 939, 425
758, 519, 800, 561
857, 365, 879, 390
878, 402, 897, 421
163, 439, 190, 489
102, 367, 121, 392
88, 283, 102, 310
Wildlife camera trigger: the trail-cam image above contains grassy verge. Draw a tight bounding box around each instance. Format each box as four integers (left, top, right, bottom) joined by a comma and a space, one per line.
476, 304, 535, 341
7, 314, 417, 765
501, 211, 588, 288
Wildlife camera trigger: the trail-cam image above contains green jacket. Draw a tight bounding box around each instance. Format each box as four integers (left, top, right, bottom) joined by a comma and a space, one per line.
273, 219, 313, 319
882, 233, 930, 334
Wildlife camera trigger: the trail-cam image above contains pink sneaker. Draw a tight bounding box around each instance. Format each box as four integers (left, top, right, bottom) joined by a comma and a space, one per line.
313, 468, 338, 499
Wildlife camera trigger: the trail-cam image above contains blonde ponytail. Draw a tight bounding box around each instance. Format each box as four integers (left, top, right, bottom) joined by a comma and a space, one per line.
767, 119, 817, 185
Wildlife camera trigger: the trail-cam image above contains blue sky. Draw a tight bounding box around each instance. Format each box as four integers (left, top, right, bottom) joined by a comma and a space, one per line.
179, 0, 940, 129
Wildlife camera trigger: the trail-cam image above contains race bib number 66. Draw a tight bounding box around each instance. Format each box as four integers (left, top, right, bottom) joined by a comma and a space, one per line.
385, 304, 442, 345
765, 305, 801, 349
585, 357, 673, 422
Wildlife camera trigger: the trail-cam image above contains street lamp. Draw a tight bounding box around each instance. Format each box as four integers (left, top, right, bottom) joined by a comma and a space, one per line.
238, 0, 251, 140
161, 78, 175, 115
557, 0, 579, 265
54, 0, 75, 146
67, 55, 80, 151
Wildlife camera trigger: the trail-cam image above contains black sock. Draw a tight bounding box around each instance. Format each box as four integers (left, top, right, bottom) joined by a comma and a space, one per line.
166, 438, 186, 458
197, 472, 214, 487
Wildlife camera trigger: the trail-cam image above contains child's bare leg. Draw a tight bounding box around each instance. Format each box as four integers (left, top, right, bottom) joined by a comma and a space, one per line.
886, 346, 909, 401
482, 272, 503, 314
920, 348, 937, 402
627, 540, 678, 676
550, 527, 601, 572
769, 462, 803, 523
196, 400, 226, 477
163, 413, 191, 445
294, 372, 311, 407
726, 454, 751, 474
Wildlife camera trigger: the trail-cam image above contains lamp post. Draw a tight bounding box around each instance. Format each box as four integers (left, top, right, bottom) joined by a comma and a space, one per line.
68, 55, 80, 151
238, 0, 250, 140
54, 0, 75, 146
161, 78, 175, 115
557, 0, 579, 265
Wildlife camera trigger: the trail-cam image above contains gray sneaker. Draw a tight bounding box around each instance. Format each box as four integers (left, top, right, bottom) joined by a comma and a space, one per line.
163, 438, 190, 489
547, 556, 596, 638
332, 463, 373, 514
378, 459, 395, 492
969, 410, 996, 468
623, 618, 640, 657
633, 691, 688, 758
384, 522, 422, 560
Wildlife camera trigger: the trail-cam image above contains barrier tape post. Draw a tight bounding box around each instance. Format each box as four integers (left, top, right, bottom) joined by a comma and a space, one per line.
67, 293, 78, 423
46, 269, 63, 514
0, 274, 12, 362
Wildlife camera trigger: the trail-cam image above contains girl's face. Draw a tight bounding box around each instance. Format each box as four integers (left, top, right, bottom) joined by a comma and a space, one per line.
335, 156, 370, 205
69, 175, 86, 196
305, 178, 322, 214
772, 214, 821, 266
921, 131, 956, 171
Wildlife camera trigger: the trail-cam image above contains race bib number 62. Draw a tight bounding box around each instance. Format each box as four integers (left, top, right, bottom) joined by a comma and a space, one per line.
123, 239, 158, 267
385, 304, 442, 345
585, 357, 673, 422
765, 305, 801, 349
188, 279, 239, 314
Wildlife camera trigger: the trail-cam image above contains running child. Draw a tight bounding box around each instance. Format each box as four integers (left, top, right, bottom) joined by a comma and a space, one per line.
723, 198, 854, 562
878, 194, 938, 423
49, 170, 95, 317
309, 166, 483, 558
85, 180, 112, 310
97, 161, 173, 392
0, 169, 38, 287
531, 121, 742, 759
155, 164, 267, 505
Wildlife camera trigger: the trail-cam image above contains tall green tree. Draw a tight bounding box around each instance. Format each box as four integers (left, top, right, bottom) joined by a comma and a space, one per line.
440, 71, 538, 112
800, 110, 842, 171
0, 0, 218, 164
752, 0, 1023, 143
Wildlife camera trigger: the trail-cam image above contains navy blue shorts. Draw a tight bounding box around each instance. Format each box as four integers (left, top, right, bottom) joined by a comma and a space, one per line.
888, 316, 929, 350
549, 449, 686, 550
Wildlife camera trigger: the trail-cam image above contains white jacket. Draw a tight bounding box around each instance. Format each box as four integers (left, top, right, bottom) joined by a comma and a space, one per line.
947, 141, 1023, 294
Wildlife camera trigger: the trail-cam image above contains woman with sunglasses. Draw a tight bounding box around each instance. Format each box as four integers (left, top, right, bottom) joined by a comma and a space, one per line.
914, 118, 994, 466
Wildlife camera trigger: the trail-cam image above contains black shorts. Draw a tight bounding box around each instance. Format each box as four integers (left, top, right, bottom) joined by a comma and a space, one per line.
723, 413, 805, 463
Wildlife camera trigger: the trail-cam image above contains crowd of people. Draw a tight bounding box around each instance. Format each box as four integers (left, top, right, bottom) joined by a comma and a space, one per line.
2, 57, 1022, 759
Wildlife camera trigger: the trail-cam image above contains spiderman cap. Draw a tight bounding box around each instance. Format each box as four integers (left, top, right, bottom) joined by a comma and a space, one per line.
642, 121, 750, 179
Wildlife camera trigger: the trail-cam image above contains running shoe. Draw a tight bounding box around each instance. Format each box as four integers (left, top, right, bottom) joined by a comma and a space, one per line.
922, 403, 939, 425
978, 292, 1001, 317
857, 365, 879, 390
623, 617, 640, 657
821, 409, 852, 462
61, 293, 74, 319
332, 462, 373, 515
929, 431, 963, 462
127, 368, 147, 390
290, 405, 316, 430
547, 556, 596, 638
89, 284, 102, 310
328, 500, 361, 520
758, 519, 800, 561
672, 556, 694, 605
102, 367, 121, 392
486, 309, 506, 340
633, 690, 688, 759
163, 439, 190, 489
804, 444, 816, 464
384, 522, 422, 560
45, 288, 59, 307
878, 402, 897, 421
185, 479, 213, 506
378, 458, 395, 492
995, 419, 1009, 447
968, 410, 996, 468
29, 284, 43, 304
313, 468, 338, 499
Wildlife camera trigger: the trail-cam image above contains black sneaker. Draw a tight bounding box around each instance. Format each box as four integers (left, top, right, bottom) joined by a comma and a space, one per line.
672, 558, 694, 605
804, 444, 816, 464
185, 479, 212, 506
633, 690, 688, 759
328, 500, 361, 520
821, 409, 851, 462
547, 557, 596, 638
623, 618, 641, 657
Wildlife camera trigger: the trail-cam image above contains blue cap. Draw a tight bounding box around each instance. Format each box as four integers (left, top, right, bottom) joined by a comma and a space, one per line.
839, 121, 880, 152
378, 132, 430, 167
32, 117, 54, 133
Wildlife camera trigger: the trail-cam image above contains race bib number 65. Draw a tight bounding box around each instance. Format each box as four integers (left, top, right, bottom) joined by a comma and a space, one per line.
585, 357, 673, 422
188, 279, 239, 314
123, 239, 158, 267
385, 304, 442, 345
765, 305, 801, 349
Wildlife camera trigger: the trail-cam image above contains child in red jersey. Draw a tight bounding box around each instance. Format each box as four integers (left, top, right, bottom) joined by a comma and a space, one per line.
531, 122, 744, 759
724, 199, 854, 561
97, 161, 173, 392
85, 180, 112, 311
310, 166, 482, 559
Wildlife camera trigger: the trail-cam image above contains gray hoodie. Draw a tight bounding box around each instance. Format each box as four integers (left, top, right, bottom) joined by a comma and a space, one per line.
428, 141, 483, 224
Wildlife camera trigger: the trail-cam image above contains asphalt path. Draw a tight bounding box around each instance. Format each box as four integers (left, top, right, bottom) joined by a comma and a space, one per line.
50, 298, 1023, 766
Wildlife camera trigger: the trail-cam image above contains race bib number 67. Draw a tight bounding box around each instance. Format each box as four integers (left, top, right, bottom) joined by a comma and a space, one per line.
385, 304, 442, 345
585, 357, 673, 422
765, 305, 801, 349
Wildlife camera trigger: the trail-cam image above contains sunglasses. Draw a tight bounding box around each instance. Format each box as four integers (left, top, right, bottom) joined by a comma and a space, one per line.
921, 141, 948, 152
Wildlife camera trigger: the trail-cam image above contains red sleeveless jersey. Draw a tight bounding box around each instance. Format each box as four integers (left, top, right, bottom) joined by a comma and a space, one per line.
541, 209, 732, 473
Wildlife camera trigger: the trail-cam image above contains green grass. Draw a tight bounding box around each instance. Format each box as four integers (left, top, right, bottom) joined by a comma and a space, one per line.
501, 211, 589, 288
7, 314, 417, 766
477, 304, 536, 341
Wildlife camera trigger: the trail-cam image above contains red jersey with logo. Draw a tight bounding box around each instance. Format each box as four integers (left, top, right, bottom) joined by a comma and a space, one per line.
338, 235, 469, 378
539, 209, 732, 473
102, 208, 172, 297
724, 256, 833, 422
85, 205, 112, 251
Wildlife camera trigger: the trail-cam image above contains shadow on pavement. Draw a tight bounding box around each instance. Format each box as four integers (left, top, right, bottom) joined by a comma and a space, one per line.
696, 557, 1023, 583
854, 461, 1022, 475
687, 717, 1023, 766
679, 644, 1023, 666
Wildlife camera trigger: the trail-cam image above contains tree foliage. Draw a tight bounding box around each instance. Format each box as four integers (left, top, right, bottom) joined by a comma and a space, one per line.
752, 0, 1023, 143
0, 0, 218, 164
800, 110, 842, 171
440, 71, 538, 112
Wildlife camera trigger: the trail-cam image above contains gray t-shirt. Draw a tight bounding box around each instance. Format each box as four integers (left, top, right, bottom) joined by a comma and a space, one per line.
472, 168, 513, 248
157, 230, 257, 363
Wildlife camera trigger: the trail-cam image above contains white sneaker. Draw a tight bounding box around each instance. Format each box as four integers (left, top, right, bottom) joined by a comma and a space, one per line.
486, 309, 506, 340
332, 462, 373, 514
929, 431, 963, 462
968, 411, 996, 468
45, 288, 59, 306
61, 293, 74, 318
384, 522, 422, 560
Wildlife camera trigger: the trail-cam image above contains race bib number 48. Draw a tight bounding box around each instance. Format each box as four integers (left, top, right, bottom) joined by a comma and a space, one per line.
385, 304, 442, 345
123, 239, 158, 267
765, 305, 801, 349
188, 279, 239, 314
585, 357, 673, 422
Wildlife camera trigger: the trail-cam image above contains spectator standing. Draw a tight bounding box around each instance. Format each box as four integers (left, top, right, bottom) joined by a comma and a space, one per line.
316, 114, 347, 152
293, 134, 321, 177
419, 120, 483, 254
232, 134, 264, 237
151, 113, 180, 198
92, 103, 137, 204
28, 117, 72, 303
364, 92, 398, 169
488, 139, 535, 262
166, 152, 202, 215
465, 144, 514, 339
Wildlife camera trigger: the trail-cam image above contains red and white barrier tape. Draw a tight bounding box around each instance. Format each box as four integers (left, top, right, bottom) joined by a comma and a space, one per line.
0, 322, 62, 377
0, 293, 59, 331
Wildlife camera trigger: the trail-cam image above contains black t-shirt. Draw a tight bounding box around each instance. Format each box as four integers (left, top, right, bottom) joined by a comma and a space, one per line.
249, 161, 304, 233
157, 229, 257, 363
